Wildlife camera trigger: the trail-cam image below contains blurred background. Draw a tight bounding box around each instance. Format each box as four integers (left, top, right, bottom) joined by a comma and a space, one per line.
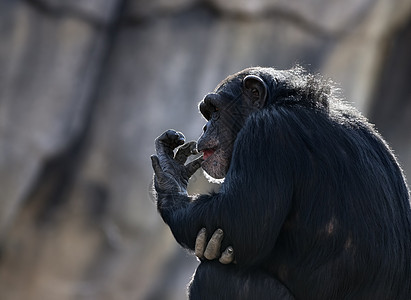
0, 0, 410, 299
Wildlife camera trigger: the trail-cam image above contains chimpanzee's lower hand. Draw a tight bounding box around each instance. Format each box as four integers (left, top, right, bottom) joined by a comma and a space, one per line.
151, 130, 203, 197
195, 228, 235, 264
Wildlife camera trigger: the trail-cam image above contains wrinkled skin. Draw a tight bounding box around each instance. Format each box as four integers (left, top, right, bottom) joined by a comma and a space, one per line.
151, 132, 201, 199
197, 75, 266, 179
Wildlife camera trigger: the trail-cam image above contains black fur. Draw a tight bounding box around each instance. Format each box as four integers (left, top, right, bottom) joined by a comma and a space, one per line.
156, 67, 411, 299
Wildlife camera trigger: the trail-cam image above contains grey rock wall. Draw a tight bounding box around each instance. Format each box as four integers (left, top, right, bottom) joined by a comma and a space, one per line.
0, 0, 410, 299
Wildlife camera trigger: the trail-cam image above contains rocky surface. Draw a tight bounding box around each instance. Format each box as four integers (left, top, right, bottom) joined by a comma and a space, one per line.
0, 0, 410, 299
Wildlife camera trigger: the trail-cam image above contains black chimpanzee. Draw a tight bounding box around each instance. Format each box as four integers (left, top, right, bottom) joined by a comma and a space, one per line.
150, 67, 411, 299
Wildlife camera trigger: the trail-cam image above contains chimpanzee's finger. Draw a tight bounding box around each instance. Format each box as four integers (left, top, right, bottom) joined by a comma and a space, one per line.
185, 156, 204, 177
195, 228, 207, 259
156, 130, 185, 148
175, 141, 197, 164
204, 228, 224, 260
151, 155, 165, 180
155, 130, 185, 158
219, 246, 234, 264
167, 130, 185, 148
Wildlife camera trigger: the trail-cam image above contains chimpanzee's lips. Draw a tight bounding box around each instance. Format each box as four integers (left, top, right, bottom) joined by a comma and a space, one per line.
203, 149, 216, 160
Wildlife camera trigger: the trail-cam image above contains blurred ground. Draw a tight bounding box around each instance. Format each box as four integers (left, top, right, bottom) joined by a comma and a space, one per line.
0, 0, 410, 299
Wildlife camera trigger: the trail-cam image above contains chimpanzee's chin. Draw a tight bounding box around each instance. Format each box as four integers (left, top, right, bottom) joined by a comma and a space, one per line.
201, 160, 226, 180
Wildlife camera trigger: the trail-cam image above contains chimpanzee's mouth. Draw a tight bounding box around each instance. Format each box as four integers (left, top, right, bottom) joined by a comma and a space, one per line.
202, 149, 216, 160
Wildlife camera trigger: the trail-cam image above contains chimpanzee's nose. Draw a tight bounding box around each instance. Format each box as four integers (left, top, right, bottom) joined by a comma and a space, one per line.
203, 93, 218, 105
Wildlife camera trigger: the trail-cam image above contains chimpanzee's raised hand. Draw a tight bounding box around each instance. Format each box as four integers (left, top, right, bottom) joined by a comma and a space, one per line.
151, 130, 203, 197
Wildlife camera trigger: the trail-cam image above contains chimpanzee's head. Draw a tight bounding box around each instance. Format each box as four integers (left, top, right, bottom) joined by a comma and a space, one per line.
197, 68, 269, 179
197, 67, 330, 179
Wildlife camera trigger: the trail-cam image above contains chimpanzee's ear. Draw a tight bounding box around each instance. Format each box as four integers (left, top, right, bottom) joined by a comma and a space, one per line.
243, 75, 267, 108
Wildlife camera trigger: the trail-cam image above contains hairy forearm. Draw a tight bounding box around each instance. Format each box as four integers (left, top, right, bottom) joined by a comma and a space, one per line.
157, 193, 215, 251
158, 189, 286, 266
156, 192, 191, 223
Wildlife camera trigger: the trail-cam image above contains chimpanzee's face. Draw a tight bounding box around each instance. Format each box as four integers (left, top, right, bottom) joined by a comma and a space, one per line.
197, 73, 268, 179
197, 90, 239, 179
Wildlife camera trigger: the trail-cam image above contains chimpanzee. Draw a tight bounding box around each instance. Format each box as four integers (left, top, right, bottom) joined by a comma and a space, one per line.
150, 66, 411, 299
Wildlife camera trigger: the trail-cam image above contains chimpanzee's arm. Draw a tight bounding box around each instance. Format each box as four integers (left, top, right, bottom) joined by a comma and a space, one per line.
152, 111, 297, 266
160, 160, 293, 266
